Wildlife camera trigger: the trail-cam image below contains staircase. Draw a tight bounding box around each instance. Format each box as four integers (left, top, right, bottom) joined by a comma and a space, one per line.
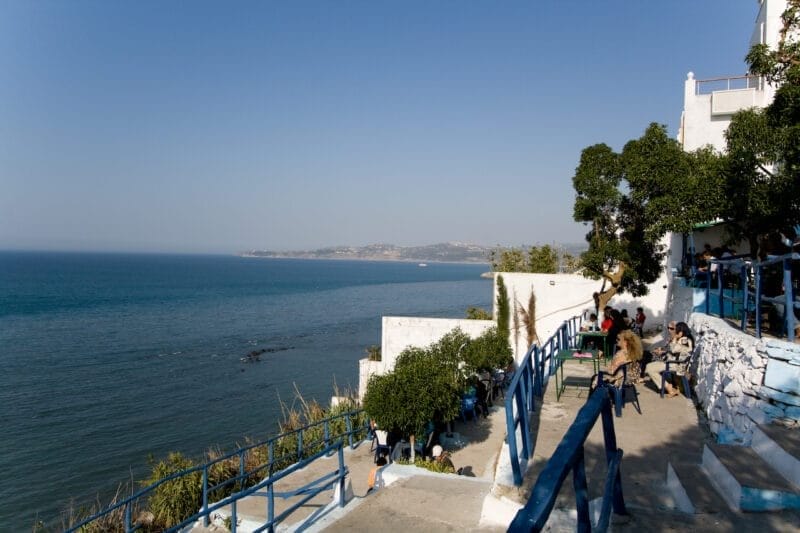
667, 423, 800, 514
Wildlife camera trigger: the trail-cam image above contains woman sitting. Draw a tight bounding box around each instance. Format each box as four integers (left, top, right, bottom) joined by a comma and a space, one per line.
645, 322, 694, 397
591, 329, 643, 390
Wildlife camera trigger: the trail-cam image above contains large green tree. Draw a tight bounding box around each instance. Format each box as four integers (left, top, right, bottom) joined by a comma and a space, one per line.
572, 123, 715, 309
723, 0, 800, 256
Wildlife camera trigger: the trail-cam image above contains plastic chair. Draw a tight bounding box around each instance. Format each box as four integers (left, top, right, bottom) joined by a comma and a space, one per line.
373, 429, 392, 463
596, 362, 641, 417
460, 395, 477, 422
660, 350, 695, 399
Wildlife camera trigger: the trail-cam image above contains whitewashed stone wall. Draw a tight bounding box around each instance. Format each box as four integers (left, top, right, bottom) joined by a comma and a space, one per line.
690, 313, 800, 444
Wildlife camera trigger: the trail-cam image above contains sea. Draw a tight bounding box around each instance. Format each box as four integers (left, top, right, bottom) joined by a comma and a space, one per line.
0, 251, 491, 530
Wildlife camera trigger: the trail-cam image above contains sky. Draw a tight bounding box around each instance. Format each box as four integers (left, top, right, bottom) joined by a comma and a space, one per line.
0, 1, 759, 254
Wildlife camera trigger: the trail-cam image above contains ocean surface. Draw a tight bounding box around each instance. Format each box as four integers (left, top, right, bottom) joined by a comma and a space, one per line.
0, 252, 491, 529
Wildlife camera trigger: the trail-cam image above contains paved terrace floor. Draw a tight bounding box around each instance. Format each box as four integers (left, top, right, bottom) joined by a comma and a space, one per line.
197, 355, 800, 532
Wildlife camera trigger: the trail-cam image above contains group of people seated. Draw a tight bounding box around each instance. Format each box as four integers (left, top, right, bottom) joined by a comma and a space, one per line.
590, 317, 695, 398
581, 305, 646, 356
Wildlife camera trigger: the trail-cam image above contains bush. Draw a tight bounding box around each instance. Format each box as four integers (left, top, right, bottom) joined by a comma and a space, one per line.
143, 452, 202, 529
397, 456, 456, 474
464, 326, 513, 373
465, 306, 492, 320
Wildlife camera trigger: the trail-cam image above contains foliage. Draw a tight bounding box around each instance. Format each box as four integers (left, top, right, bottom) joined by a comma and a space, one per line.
495, 275, 510, 340
365, 344, 381, 361
463, 326, 512, 373
397, 456, 457, 474
572, 124, 705, 308
143, 452, 202, 529
527, 245, 559, 273
723, 1, 800, 255
465, 306, 492, 320
517, 290, 538, 348
362, 346, 461, 438
490, 245, 578, 273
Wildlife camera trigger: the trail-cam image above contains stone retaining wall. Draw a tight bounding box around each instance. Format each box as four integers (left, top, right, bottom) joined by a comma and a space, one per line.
689, 314, 800, 444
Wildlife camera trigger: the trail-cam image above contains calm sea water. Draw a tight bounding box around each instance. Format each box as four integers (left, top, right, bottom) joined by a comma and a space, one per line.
0, 252, 491, 529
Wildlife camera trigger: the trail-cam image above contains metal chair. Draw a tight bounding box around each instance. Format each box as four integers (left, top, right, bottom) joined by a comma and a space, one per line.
596, 362, 641, 418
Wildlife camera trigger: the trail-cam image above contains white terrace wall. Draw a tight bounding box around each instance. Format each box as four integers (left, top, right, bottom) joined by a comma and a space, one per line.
497, 272, 670, 361
689, 313, 800, 444
357, 317, 494, 399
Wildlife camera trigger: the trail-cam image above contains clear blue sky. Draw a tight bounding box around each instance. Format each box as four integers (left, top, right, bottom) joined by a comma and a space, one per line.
0, 1, 758, 254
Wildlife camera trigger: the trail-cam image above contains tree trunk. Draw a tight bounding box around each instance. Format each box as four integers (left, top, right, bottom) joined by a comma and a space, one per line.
598, 263, 626, 310
410, 434, 416, 462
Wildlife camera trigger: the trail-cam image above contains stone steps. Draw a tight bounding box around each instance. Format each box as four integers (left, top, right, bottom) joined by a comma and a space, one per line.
666, 423, 800, 515
702, 442, 800, 511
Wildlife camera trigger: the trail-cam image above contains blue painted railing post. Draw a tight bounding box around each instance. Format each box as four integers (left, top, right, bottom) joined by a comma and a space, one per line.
740, 266, 748, 331
718, 262, 725, 319
202, 466, 209, 526
533, 346, 542, 397
124, 502, 131, 532
268, 481, 275, 533
338, 444, 346, 507
785, 258, 795, 342
600, 395, 627, 516
506, 401, 522, 486
573, 446, 590, 533
755, 265, 763, 338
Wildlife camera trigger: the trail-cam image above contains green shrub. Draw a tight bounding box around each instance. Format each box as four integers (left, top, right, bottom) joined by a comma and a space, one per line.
465, 306, 492, 320
464, 326, 512, 373
143, 452, 202, 529
397, 456, 456, 474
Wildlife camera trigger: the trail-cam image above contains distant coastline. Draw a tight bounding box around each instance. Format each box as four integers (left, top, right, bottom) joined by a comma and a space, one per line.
240, 242, 492, 265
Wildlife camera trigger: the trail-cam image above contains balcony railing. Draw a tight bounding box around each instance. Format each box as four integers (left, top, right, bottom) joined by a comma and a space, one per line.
695, 75, 762, 95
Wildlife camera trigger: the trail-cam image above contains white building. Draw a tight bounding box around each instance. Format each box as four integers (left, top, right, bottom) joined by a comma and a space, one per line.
678, 0, 784, 152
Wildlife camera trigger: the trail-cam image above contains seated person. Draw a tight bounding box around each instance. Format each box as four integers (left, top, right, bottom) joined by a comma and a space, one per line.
591, 329, 643, 390
472, 375, 490, 416
581, 313, 600, 332
645, 322, 694, 397
621, 309, 632, 329
600, 307, 614, 332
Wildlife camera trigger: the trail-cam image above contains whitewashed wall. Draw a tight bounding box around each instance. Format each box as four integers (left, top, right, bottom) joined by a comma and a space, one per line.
689, 313, 800, 444
496, 270, 671, 362
357, 317, 493, 398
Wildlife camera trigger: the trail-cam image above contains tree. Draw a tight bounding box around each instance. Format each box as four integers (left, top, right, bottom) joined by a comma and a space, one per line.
723, 0, 800, 255
496, 275, 510, 340
463, 326, 512, 373
465, 306, 492, 320
490, 247, 526, 272
527, 245, 558, 273
362, 329, 469, 461
572, 124, 703, 309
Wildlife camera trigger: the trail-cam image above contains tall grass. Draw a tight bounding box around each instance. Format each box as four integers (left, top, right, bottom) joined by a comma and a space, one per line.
57, 385, 365, 532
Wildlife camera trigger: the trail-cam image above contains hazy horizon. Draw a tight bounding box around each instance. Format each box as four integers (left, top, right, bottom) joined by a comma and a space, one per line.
1, 1, 757, 254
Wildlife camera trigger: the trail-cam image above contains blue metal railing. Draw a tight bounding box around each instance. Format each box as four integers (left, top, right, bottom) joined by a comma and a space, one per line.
505, 316, 580, 486
508, 388, 627, 532
68, 408, 367, 532
697, 252, 799, 342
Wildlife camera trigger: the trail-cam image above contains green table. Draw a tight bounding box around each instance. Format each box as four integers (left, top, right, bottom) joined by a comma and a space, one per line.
554, 349, 601, 401
576, 331, 610, 358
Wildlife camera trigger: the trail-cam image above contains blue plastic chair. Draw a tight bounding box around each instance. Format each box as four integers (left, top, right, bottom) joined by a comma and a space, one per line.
460, 395, 477, 422
596, 363, 641, 418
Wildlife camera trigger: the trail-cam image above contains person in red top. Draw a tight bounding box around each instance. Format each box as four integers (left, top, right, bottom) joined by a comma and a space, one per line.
634, 307, 646, 335
600, 307, 614, 332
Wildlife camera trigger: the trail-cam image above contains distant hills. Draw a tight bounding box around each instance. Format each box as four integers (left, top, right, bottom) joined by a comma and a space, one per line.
242, 242, 587, 264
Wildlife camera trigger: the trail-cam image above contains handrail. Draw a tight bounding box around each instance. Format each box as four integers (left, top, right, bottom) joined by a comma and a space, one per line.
698, 252, 798, 342
504, 316, 580, 486
508, 388, 627, 532
695, 74, 761, 94
67, 408, 367, 532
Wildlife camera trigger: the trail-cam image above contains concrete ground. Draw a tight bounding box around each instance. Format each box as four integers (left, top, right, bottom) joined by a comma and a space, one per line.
198, 349, 800, 532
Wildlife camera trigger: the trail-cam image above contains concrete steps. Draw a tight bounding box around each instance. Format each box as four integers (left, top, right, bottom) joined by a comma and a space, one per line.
667, 423, 800, 514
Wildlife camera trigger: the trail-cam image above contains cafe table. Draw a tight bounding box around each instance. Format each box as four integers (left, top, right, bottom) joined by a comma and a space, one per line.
575, 330, 610, 358
554, 349, 601, 401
